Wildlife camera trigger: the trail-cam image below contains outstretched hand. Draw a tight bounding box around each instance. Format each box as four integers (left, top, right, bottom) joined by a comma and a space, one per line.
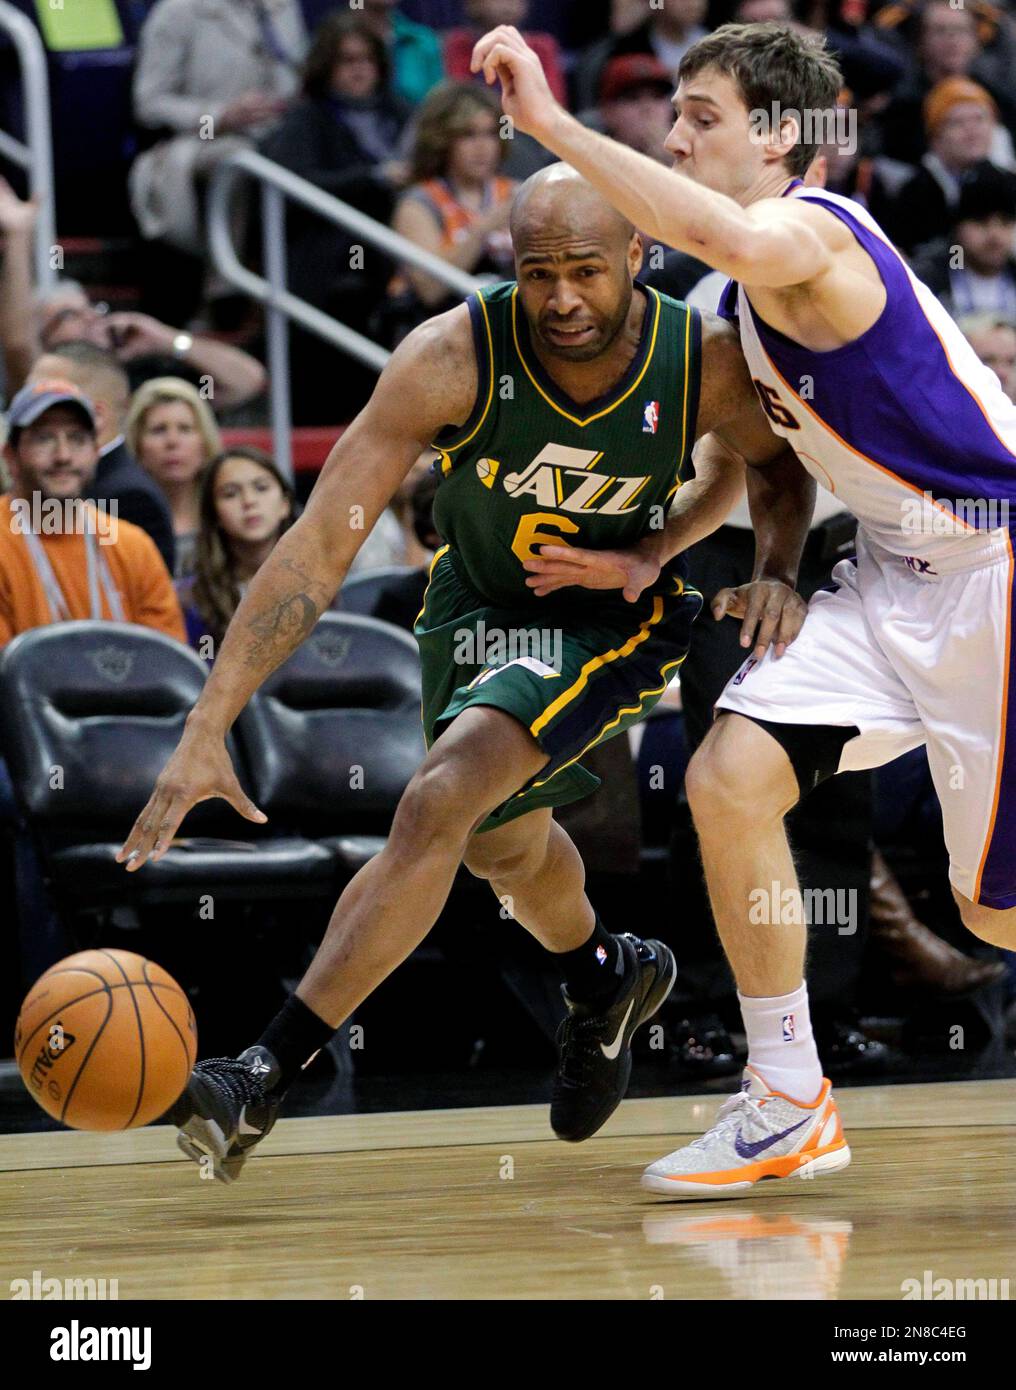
712, 578, 807, 660
115, 723, 266, 872
523, 543, 661, 602
470, 25, 563, 141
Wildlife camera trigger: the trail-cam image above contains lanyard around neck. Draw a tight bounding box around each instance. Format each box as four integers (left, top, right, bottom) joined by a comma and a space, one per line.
19, 514, 126, 624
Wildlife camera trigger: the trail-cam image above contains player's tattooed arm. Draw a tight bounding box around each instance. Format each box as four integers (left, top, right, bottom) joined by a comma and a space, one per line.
117, 306, 478, 871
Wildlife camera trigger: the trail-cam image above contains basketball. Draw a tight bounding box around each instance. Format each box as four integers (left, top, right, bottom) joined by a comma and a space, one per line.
14, 949, 197, 1131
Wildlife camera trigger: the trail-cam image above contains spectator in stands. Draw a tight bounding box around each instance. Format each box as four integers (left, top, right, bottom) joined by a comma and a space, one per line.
0, 381, 185, 645
130, 0, 308, 323
347, 451, 439, 575
877, 0, 1016, 166
0, 178, 36, 404
444, 2, 567, 106
30, 343, 176, 575
359, 0, 445, 106
177, 446, 295, 654
441, 0, 564, 181
958, 310, 1016, 398
571, 0, 709, 113
886, 81, 1009, 254
32, 280, 266, 413
346, 466, 440, 631
126, 378, 222, 581
393, 84, 516, 313
910, 164, 1016, 318
596, 55, 676, 164
262, 12, 411, 424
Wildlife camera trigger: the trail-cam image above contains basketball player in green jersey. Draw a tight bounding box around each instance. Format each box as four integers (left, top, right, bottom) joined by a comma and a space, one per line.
118, 166, 814, 1182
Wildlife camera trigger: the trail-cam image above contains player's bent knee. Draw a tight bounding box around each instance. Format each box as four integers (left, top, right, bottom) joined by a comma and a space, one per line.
389, 759, 482, 854
686, 715, 797, 827
462, 838, 544, 883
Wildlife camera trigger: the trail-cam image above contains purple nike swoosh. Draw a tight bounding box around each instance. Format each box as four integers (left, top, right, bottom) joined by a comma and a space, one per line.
734, 1116, 810, 1159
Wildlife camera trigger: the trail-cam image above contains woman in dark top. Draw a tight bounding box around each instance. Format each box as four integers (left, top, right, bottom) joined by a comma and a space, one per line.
177, 446, 296, 658
262, 14, 411, 423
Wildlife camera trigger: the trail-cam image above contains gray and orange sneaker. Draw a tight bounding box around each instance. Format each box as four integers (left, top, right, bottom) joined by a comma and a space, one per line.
641, 1065, 851, 1199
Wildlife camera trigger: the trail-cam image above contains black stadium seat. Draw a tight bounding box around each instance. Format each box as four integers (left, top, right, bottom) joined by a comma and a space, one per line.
235, 612, 426, 879
339, 565, 416, 617
0, 622, 333, 915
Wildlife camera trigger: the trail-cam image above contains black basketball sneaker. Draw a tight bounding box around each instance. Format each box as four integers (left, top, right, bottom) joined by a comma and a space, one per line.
551, 933, 676, 1142
170, 1045, 283, 1183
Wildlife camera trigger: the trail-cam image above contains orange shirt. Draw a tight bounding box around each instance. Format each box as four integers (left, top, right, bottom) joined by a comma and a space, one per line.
0, 494, 186, 647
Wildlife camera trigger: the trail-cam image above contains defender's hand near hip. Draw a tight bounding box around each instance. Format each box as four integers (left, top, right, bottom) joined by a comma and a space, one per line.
712, 578, 807, 660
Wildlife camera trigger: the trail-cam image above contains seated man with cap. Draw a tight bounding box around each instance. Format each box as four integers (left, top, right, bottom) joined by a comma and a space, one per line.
0, 379, 185, 646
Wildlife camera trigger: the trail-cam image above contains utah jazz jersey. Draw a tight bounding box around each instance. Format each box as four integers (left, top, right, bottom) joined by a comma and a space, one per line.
431, 281, 701, 608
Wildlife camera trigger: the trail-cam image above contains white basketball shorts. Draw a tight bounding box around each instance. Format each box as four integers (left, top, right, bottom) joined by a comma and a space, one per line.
716, 528, 1016, 909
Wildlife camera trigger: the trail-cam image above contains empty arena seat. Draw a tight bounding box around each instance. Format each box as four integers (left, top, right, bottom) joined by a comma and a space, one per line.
339, 566, 416, 617
234, 613, 426, 876
0, 622, 333, 909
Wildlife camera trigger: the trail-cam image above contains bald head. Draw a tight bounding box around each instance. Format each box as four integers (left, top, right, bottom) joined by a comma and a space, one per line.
509, 166, 645, 364
510, 164, 636, 258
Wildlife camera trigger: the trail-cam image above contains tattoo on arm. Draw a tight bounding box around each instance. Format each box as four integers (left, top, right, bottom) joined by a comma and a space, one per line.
241, 559, 325, 667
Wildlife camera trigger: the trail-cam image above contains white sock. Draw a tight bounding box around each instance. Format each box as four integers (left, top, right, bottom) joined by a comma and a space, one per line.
737, 982, 823, 1104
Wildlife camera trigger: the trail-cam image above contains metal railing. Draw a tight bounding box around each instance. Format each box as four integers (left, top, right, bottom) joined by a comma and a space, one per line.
207, 147, 485, 478
0, 0, 57, 287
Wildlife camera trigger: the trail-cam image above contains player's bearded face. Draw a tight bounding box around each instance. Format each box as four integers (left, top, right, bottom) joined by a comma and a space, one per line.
520, 260, 632, 362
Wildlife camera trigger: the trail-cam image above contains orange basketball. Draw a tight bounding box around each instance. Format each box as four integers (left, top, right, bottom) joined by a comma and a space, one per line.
14, 948, 197, 1131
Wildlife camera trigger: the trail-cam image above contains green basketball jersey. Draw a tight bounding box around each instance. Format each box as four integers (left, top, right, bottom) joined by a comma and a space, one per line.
430, 281, 701, 610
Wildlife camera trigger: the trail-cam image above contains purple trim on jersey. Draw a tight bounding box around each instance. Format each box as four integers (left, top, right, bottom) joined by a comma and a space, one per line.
977, 546, 1016, 907
744, 194, 1016, 513
718, 277, 739, 323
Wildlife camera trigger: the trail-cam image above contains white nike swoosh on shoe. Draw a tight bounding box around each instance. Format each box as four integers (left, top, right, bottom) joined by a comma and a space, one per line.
237, 1105, 261, 1137
600, 999, 635, 1060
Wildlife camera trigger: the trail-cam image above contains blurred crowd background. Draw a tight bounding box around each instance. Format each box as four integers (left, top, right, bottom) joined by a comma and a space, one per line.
1, 0, 1014, 1107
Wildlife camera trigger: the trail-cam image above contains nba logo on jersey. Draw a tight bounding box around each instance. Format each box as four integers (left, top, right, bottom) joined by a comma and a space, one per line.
732, 657, 758, 686
595, 945, 608, 964
642, 400, 660, 434
782, 1013, 796, 1042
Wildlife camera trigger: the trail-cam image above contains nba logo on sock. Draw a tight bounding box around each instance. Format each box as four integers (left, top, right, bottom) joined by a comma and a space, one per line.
595, 945, 608, 964
782, 1013, 796, 1042
642, 400, 660, 434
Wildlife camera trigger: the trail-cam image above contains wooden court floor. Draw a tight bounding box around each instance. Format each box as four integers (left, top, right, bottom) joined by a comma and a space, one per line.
1, 1080, 1013, 1300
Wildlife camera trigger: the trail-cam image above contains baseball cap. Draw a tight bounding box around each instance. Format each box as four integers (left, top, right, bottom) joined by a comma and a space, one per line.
6, 378, 97, 433
600, 54, 673, 105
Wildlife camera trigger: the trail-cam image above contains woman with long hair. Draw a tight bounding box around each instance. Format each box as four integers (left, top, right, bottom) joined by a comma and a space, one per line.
126, 377, 222, 580
177, 446, 296, 655
393, 82, 516, 313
